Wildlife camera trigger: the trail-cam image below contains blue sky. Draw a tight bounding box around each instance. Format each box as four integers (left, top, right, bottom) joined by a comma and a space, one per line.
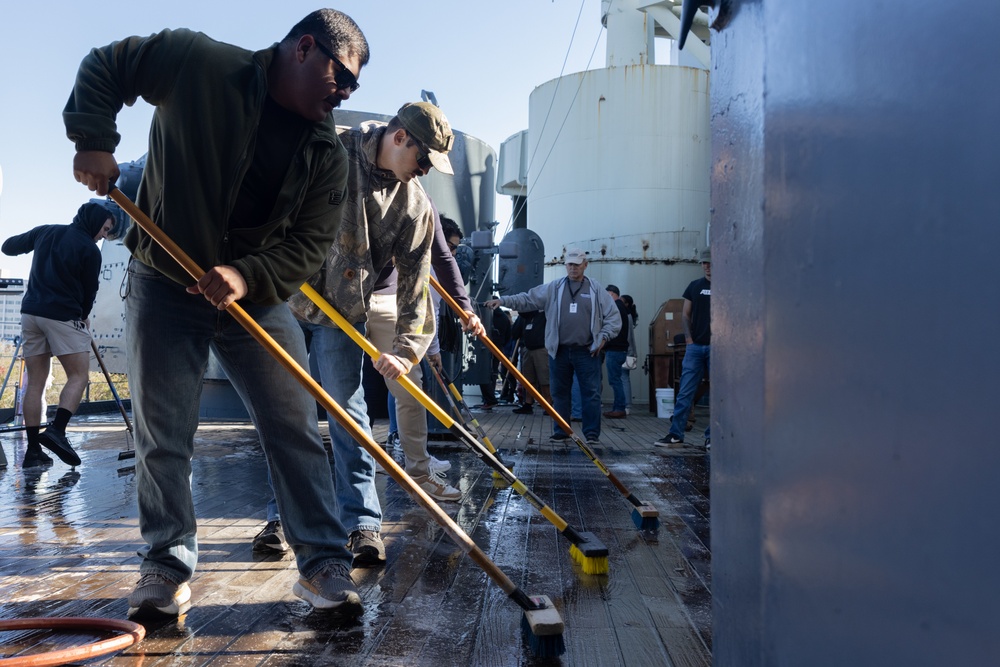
0, 0, 610, 277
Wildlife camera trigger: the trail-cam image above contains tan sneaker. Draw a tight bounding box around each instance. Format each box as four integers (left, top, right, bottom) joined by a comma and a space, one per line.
412, 472, 462, 501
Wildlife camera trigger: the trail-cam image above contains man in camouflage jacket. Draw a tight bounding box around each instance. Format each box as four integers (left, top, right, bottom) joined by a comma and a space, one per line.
258, 102, 454, 567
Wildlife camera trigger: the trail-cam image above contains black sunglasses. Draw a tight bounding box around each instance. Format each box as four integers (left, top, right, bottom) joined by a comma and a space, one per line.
412, 138, 433, 171
312, 39, 360, 93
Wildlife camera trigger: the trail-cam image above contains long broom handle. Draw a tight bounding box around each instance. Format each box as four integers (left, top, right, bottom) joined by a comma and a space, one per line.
300, 286, 584, 533
428, 363, 498, 452
299, 284, 509, 460
0, 336, 22, 405
498, 339, 522, 397
298, 283, 489, 447
430, 276, 635, 500
91, 339, 132, 433
107, 187, 526, 602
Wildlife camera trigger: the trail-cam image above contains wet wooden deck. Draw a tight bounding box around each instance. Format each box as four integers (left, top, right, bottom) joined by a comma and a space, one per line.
0, 402, 711, 666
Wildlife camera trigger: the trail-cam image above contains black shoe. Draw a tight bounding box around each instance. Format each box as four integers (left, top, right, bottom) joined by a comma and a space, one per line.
348, 529, 386, 567
512, 404, 533, 415
22, 447, 53, 468
38, 429, 81, 466
252, 520, 289, 552
548, 433, 570, 443
653, 434, 684, 448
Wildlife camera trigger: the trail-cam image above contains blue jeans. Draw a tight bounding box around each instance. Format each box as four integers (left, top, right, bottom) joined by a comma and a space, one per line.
571, 375, 582, 419
550, 346, 602, 439
669, 343, 711, 440
298, 321, 381, 534
622, 367, 632, 410
387, 393, 397, 433
126, 262, 351, 582
605, 350, 627, 411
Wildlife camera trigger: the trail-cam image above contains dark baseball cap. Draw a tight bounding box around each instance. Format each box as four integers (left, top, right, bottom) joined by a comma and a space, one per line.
396, 102, 455, 175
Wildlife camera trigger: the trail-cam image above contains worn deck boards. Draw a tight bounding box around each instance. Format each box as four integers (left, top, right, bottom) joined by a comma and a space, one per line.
1, 403, 711, 666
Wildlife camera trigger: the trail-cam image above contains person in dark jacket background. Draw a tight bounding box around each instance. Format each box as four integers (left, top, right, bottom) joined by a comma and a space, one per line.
602, 284, 636, 418
510, 310, 550, 414
2, 202, 113, 469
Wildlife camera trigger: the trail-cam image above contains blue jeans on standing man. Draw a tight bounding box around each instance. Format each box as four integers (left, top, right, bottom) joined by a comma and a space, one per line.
550, 345, 602, 439
604, 349, 628, 412
668, 343, 711, 441
264, 321, 383, 536
303, 321, 382, 534
126, 261, 352, 583
570, 375, 582, 420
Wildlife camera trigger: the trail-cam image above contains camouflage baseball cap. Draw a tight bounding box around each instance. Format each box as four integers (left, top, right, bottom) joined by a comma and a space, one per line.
396, 102, 455, 175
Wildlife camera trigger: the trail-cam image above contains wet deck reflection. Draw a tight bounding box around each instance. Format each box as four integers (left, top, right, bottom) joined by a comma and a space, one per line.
0, 405, 711, 666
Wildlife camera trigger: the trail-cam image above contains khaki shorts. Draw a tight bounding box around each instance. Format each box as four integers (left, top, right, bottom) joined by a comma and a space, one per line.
521, 347, 551, 388
21, 314, 92, 358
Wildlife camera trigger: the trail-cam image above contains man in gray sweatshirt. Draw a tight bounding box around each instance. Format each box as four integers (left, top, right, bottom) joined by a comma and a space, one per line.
485, 248, 620, 444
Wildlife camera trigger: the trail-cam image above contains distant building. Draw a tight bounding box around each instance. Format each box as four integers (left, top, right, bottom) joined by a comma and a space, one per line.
0, 278, 24, 341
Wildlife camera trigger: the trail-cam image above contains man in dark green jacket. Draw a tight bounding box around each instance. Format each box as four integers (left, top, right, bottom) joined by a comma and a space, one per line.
64, 9, 369, 619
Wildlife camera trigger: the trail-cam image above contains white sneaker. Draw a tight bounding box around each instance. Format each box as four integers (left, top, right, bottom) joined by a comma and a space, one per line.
412, 472, 462, 502
428, 456, 451, 474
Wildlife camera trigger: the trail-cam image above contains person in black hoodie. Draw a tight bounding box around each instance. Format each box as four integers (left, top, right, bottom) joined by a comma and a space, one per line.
602, 285, 636, 418
2, 202, 113, 468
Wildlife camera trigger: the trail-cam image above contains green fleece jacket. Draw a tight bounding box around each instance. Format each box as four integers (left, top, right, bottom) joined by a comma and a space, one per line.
63, 28, 348, 304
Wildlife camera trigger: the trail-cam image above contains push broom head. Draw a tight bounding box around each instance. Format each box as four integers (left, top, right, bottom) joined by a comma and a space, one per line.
520, 594, 566, 658
491, 456, 517, 487
492, 469, 513, 488
631, 504, 660, 531
567, 531, 610, 575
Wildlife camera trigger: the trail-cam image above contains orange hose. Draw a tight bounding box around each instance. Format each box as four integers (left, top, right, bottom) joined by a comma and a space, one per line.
0, 617, 144, 667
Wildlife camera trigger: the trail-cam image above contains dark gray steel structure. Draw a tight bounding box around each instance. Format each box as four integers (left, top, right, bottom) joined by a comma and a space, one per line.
706, 2, 1000, 665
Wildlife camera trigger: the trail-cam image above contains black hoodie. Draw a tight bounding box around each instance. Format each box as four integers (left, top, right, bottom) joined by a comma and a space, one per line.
2, 202, 106, 321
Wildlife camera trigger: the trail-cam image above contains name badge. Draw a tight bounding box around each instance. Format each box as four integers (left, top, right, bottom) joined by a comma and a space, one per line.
569, 302, 578, 314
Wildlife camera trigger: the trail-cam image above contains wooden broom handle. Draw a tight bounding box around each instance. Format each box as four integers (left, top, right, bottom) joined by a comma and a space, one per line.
107, 187, 522, 596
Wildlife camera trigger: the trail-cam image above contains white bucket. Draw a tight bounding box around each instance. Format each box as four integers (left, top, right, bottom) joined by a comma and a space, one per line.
655, 387, 674, 418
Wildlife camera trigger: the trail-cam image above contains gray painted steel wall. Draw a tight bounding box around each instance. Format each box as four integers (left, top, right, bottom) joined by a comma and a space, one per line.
711, 2, 1000, 665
